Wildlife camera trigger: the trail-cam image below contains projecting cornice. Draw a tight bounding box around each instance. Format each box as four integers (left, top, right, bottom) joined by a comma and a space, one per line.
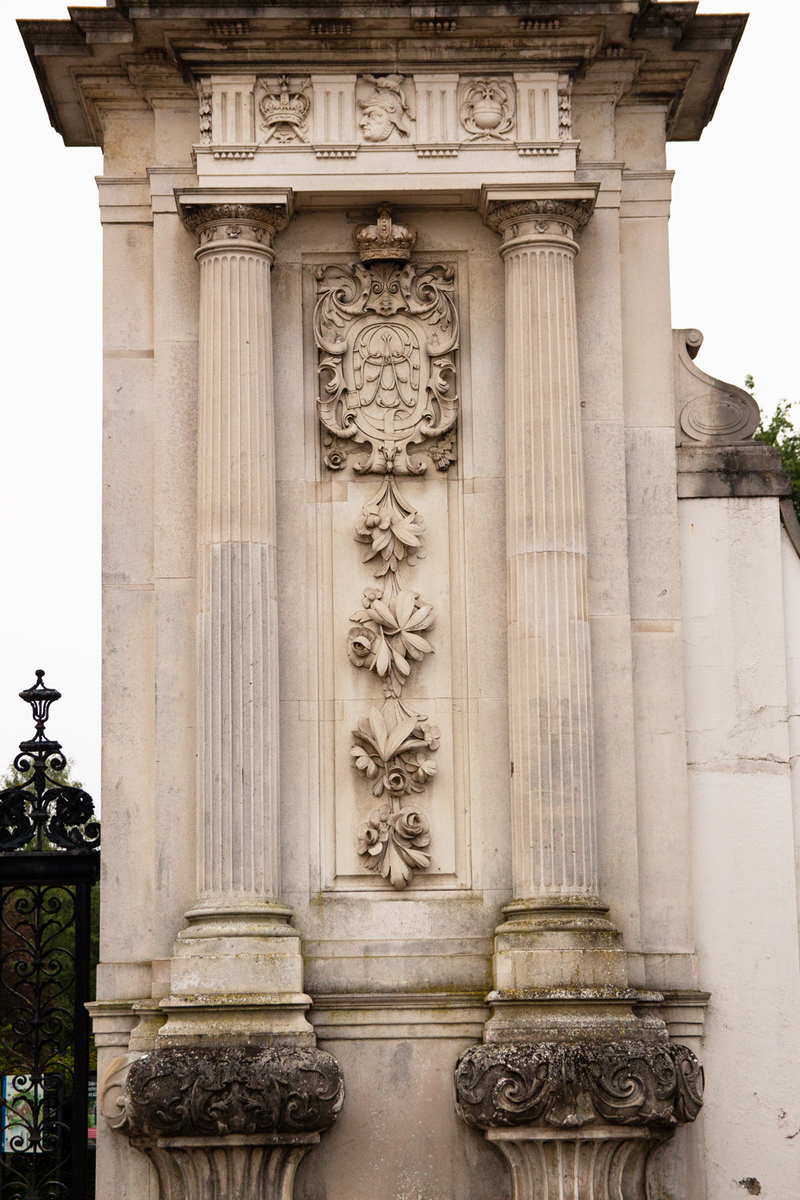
19, 1, 746, 148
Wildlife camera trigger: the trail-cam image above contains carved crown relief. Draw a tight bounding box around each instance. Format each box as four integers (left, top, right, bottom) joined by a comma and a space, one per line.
314, 206, 460, 889
256, 74, 311, 144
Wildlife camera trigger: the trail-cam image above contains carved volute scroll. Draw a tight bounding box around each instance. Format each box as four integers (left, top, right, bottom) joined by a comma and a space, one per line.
674, 328, 761, 446
314, 205, 459, 888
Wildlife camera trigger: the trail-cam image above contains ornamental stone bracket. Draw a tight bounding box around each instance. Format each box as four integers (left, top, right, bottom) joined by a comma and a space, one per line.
674, 327, 792, 502
454, 1039, 704, 1200
101, 1046, 344, 1200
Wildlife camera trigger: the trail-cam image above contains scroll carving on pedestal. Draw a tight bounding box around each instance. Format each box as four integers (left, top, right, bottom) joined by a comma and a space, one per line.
314, 205, 459, 888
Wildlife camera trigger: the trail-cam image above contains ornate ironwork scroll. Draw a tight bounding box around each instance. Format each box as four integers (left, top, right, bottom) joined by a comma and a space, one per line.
315, 207, 459, 889
0, 672, 99, 1200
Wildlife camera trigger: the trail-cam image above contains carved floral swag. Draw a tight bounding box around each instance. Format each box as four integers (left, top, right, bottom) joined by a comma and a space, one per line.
315, 255, 459, 888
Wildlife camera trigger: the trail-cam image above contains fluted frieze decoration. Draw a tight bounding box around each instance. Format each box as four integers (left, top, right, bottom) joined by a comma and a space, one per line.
454, 1041, 703, 1131
314, 208, 459, 888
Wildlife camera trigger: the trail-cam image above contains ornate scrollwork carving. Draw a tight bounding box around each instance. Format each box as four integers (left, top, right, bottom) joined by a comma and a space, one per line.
314, 255, 458, 475
674, 328, 761, 446
119, 1047, 344, 1139
314, 215, 460, 888
454, 1041, 703, 1131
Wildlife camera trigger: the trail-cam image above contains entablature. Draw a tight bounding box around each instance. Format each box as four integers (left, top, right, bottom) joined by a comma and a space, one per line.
20, 1, 746, 148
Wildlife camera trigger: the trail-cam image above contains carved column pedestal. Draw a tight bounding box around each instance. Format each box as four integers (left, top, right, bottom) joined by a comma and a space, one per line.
456, 1040, 702, 1200
100, 200, 344, 1199
110, 1046, 344, 1200
454, 193, 704, 1199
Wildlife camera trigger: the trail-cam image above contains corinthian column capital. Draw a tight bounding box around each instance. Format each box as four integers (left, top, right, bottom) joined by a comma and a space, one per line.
181, 200, 292, 254
483, 194, 595, 249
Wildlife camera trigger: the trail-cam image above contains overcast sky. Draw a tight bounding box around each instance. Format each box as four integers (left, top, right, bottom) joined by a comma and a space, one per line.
0, 0, 797, 804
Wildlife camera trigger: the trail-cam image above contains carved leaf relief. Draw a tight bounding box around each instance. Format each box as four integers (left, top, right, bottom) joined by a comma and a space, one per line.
314, 246, 460, 888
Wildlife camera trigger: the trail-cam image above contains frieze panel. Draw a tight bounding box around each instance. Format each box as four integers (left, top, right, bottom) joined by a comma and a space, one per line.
199, 71, 573, 158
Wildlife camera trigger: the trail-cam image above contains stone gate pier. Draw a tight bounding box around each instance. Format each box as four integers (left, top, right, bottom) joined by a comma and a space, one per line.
20, 3, 800, 1198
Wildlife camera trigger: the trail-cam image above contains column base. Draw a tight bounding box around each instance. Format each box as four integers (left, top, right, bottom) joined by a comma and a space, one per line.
492, 898, 630, 995
455, 1039, 702, 1200
486, 1126, 669, 1200
161, 903, 315, 1043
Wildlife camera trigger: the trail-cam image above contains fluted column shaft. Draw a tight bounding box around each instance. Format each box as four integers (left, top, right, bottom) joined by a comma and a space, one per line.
185, 204, 289, 919
488, 199, 597, 906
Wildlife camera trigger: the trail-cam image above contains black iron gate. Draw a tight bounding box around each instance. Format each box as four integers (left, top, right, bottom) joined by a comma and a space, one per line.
0, 673, 99, 1200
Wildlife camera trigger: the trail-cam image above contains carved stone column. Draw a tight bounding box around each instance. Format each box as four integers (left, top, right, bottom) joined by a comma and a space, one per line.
101, 201, 344, 1200
453, 196, 703, 1200
163, 201, 313, 1042
482, 195, 629, 1009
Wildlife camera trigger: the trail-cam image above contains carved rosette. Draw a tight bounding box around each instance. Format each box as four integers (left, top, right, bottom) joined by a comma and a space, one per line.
314, 208, 459, 888
182, 203, 290, 249
455, 1041, 702, 1200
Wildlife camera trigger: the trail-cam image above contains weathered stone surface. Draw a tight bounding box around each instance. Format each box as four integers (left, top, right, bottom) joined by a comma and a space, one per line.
454, 1041, 703, 1131
124, 1047, 344, 1139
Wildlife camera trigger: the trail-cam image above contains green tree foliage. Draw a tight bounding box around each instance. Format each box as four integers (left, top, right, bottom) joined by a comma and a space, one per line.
748, 376, 800, 520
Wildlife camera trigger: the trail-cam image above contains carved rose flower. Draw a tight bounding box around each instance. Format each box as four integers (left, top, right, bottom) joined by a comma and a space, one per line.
347, 625, 376, 669
392, 807, 431, 847
357, 812, 388, 856
384, 766, 411, 795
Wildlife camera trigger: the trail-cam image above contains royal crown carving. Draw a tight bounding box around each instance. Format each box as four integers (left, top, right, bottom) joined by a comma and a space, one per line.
353, 204, 417, 263
314, 214, 460, 887
257, 74, 311, 144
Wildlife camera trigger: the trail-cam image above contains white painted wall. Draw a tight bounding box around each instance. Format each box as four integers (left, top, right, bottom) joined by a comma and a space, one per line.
681, 496, 800, 1198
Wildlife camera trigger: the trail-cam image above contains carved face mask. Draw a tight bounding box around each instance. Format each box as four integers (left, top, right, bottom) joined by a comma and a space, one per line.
358, 104, 393, 142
